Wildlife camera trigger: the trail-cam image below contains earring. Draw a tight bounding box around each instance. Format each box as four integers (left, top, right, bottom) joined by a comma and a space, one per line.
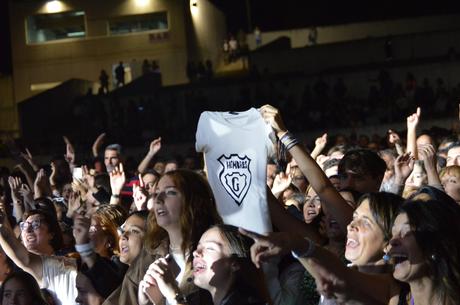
430, 254, 436, 261
382, 253, 391, 263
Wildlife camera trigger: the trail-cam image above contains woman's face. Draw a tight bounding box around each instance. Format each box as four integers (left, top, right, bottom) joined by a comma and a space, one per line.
142, 174, 158, 196
441, 174, 460, 202
345, 199, 386, 265
119, 215, 146, 265
2, 278, 33, 305
20, 214, 53, 255
89, 218, 110, 257
389, 213, 426, 283
303, 188, 321, 224
153, 175, 184, 231
192, 227, 233, 291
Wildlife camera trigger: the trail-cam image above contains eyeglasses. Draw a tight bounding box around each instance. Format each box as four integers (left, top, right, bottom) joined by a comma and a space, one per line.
19, 219, 42, 231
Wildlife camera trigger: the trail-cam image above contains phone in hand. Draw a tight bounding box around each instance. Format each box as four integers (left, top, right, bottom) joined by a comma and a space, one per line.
73, 167, 83, 180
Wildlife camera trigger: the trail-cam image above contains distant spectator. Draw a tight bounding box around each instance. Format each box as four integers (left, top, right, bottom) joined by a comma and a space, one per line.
99, 70, 109, 94
151, 60, 160, 73
115, 61, 125, 87
186, 61, 196, 82
308, 27, 318, 45
197, 61, 206, 80
254, 26, 262, 48
205, 59, 213, 80
142, 59, 151, 75
229, 35, 238, 62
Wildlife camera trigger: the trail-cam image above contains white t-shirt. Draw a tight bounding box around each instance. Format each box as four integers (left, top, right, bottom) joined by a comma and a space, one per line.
41, 256, 78, 305
196, 108, 274, 234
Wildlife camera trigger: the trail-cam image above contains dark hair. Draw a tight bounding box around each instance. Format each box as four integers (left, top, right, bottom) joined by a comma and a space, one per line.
399, 200, 460, 304
408, 186, 458, 205
23, 209, 63, 252
0, 271, 49, 305
338, 149, 386, 179
213, 225, 272, 304
142, 169, 161, 180
357, 192, 404, 242
127, 210, 149, 229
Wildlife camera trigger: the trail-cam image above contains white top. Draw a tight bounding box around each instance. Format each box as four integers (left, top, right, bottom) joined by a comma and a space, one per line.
196, 108, 274, 234
41, 256, 78, 305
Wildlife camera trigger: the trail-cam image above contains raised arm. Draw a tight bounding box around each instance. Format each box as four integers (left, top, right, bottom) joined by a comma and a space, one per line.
240, 229, 398, 305
0, 210, 43, 284
406, 107, 420, 160
137, 137, 161, 174
310, 133, 327, 160
92, 133, 106, 158
109, 164, 125, 205
260, 105, 353, 234
418, 144, 442, 189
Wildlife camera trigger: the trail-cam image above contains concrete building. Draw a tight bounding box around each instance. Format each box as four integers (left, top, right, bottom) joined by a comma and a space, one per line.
9, 0, 226, 103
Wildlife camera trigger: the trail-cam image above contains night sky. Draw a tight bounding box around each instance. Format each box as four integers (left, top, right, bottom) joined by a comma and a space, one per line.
1, 0, 460, 75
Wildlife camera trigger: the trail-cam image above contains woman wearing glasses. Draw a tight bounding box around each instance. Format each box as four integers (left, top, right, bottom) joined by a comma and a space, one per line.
0, 208, 78, 304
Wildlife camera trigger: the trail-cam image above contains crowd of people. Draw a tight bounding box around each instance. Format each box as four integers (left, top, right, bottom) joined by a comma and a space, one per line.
0, 101, 459, 305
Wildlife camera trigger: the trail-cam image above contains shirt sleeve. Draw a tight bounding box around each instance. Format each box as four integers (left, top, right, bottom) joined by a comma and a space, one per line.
195, 112, 209, 153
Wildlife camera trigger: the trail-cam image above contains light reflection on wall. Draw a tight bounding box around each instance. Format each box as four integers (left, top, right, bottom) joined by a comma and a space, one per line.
44, 1, 64, 13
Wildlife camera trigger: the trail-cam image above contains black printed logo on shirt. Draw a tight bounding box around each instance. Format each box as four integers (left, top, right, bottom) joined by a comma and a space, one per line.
218, 154, 252, 206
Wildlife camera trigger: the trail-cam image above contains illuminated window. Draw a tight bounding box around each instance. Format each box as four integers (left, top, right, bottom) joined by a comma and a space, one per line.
108, 12, 168, 35
26, 11, 86, 44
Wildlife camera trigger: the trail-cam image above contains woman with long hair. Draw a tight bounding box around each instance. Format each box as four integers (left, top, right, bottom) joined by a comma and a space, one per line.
0, 271, 49, 305
103, 169, 222, 305
140, 224, 270, 305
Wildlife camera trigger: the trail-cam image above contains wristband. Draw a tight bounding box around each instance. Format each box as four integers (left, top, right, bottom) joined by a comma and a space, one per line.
75, 242, 94, 253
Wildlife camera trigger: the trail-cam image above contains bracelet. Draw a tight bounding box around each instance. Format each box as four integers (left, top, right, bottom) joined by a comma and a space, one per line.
291, 238, 316, 259
279, 131, 299, 150
75, 242, 94, 253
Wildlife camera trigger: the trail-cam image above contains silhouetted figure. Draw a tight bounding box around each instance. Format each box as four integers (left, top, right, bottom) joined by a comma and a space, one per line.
151, 60, 160, 73
115, 61, 125, 87
99, 69, 109, 94
197, 61, 206, 80
254, 26, 262, 48
384, 37, 393, 60
186, 61, 197, 82
205, 60, 213, 80
142, 59, 151, 75
308, 27, 318, 45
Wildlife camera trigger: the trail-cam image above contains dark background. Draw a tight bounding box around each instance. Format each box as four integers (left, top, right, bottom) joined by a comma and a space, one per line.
2, 1, 460, 75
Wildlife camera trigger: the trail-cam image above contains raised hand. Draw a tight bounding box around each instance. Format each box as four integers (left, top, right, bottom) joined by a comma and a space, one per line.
34, 169, 52, 199
49, 162, 57, 187
67, 192, 83, 218
406, 107, 421, 130
148, 137, 162, 156
8, 176, 22, 202
271, 172, 292, 197
259, 105, 288, 138
109, 163, 126, 196
418, 144, 436, 164
141, 256, 178, 302
315, 133, 327, 151
394, 153, 415, 185
239, 228, 294, 268
92, 133, 106, 157
20, 148, 39, 172
133, 175, 148, 211
63, 136, 76, 165
72, 215, 91, 245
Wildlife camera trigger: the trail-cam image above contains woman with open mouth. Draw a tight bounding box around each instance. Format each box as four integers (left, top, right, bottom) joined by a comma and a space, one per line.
105, 169, 222, 305
140, 224, 270, 305
242, 198, 460, 305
